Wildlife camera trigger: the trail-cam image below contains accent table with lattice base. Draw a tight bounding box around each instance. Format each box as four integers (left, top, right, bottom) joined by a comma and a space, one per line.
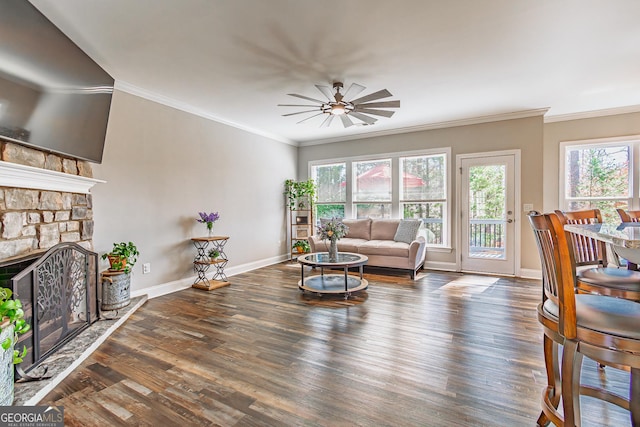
191, 236, 230, 291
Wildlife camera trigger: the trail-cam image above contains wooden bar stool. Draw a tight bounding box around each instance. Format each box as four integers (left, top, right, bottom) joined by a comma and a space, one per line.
529, 212, 640, 426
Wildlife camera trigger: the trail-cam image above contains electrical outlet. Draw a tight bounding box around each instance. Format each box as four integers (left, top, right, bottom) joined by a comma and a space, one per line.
523, 203, 534, 212
142, 263, 151, 274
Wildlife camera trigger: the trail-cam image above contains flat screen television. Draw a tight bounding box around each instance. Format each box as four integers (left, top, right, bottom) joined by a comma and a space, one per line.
0, 0, 114, 163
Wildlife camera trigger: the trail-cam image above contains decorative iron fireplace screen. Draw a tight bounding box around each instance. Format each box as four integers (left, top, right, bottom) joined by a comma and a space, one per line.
10, 242, 99, 377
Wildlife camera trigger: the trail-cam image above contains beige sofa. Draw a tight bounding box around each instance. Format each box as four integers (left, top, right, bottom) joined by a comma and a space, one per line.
308, 218, 427, 279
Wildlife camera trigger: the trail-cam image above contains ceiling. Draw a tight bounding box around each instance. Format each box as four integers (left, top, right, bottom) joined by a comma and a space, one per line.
29, 0, 640, 146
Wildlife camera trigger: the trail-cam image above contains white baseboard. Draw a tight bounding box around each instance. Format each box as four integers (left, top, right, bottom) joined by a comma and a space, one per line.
130, 254, 290, 300
423, 261, 458, 272
518, 268, 541, 280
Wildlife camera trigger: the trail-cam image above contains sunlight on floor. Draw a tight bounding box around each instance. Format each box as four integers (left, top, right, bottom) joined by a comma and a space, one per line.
435, 275, 500, 295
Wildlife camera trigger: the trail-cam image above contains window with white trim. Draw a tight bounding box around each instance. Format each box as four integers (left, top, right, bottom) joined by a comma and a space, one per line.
313, 162, 346, 219
310, 149, 450, 247
560, 137, 640, 222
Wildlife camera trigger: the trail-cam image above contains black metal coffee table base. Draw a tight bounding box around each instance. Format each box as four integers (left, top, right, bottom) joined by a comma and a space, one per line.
297, 252, 368, 300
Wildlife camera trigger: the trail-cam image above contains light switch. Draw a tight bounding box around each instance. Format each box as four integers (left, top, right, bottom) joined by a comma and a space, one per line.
523, 204, 534, 212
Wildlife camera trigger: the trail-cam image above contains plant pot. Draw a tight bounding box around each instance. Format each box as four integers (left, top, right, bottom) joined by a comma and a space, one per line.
101, 271, 131, 310
0, 324, 14, 406
107, 255, 127, 272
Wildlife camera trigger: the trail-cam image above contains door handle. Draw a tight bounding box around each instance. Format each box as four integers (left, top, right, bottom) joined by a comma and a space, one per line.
507, 219, 514, 223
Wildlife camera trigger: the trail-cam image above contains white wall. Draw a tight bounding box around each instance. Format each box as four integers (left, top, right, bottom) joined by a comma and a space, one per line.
91, 90, 297, 295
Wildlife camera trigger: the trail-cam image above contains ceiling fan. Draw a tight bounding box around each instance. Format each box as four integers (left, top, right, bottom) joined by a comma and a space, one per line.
278, 82, 400, 128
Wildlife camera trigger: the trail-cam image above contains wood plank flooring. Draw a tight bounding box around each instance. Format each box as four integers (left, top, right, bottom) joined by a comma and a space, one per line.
40, 264, 632, 426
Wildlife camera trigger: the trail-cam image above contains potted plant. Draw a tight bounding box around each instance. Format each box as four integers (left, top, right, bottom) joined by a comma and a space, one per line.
284, 179, 316, 210
292, 240, 310, 254
208, 249, 220, 260
102, 241, 140, 274
0, 287, 30, 405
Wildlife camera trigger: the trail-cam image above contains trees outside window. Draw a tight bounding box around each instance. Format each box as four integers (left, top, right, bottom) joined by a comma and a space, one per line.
561, 140, 634, 223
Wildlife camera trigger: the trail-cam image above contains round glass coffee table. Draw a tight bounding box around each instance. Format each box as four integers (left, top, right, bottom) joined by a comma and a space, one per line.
297, 252, 368, 299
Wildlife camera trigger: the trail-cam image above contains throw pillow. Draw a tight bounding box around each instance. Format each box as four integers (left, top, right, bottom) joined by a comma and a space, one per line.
393, 219, 422, 244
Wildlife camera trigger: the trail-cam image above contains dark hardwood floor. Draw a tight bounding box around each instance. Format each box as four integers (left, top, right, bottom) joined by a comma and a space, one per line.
41, 263, 631, 426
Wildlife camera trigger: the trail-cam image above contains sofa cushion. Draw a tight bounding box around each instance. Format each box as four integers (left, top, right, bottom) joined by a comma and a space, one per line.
335, 238, 370, 253
343, 219, 372, 240
358, 240, 410, 257
371, 219, 401, 240
394, 219, 422, 244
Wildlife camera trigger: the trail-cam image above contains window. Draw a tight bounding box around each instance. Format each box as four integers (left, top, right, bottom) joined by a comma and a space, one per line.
313, 162, 346, 219
353, 159, 392, 219
400, 154, 447, 245
311, 149, 450, 247
561, 137, 640, 223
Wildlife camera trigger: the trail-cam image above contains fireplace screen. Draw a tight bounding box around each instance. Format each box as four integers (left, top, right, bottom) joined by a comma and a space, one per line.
10, 243, 99, 377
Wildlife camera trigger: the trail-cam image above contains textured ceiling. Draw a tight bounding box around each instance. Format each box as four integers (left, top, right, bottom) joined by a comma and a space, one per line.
29, 0, 640, 145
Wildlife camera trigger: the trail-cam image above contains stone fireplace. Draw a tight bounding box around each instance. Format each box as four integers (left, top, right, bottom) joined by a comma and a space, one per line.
0, 142, 100, 261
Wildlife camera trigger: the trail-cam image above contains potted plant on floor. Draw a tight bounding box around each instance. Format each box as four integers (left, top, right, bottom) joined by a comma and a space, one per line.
102, 241, 140, 274
292, 240, 310, 254
0, 287, 30, 405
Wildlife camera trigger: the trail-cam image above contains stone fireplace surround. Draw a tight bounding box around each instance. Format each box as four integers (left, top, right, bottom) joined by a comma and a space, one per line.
0, 140, 148, 405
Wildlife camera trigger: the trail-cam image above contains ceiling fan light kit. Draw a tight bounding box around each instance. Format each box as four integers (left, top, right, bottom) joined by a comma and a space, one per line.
278, 82, 400, 128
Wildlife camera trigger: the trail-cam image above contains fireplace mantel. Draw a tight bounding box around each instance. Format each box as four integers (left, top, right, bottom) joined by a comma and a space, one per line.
0, 160, 105, 194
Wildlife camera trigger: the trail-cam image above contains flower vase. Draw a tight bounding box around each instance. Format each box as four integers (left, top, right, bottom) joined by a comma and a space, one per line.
329, 238, 338, 262
207, 223, 214, 237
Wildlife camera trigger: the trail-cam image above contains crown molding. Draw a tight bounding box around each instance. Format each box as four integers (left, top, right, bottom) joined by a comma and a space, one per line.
0, 161, 105, 194
114, 80, 297, 147
544, 105, 640, 123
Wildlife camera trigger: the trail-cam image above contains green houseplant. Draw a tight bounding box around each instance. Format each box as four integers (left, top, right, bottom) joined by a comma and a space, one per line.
102, 242, 140, 274
0, 288, 29, 365
292, 240, 310, 254
0, 287, 30, 405
208, 249, 220, 260
284, 179, 316, 210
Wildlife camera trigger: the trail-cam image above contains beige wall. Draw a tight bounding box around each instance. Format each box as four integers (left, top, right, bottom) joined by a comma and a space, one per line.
92, 90, 297, 294
543, 111, 640, 212
298, 116, 544, 272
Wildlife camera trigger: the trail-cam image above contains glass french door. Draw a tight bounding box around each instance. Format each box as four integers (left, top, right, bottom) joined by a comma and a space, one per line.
460, 154, 515, 275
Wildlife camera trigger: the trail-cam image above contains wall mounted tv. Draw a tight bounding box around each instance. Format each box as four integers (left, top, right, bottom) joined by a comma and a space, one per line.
0, 0, 114, 164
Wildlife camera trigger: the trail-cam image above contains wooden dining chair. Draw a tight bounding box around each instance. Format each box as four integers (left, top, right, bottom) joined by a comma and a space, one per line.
617, 208, 640, 223
529, 212, 640, 426
555, 209, 640, 301
615, 209, 640, 271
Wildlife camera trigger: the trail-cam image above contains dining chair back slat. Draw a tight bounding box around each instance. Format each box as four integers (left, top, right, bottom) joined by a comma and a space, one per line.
617, 208, 640, 223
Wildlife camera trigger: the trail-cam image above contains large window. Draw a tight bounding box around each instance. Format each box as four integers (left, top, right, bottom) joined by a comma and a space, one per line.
314, 162, 346, 219
400, 154, 447, 245
561, 137, 639, 222
353, 159, 392, 219
311, 149, 450, 247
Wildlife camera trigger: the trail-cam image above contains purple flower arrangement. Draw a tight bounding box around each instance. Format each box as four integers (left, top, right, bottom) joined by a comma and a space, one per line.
197, 211, 220, 232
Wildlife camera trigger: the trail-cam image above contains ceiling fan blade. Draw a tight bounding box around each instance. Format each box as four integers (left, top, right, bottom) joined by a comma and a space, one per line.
320, 114, 334, 128
343, 83, 366, 101
282, 109, 321, 117
350, 89, 392, 105
278, 104, 322, 107
353, 107, 396, 118
296, 113, 324, 124
340, 114, 354, 128
288, 93, 326, 104
315, 85, 336, 102
356, 100, 400, 109
349, 112, 378, 125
